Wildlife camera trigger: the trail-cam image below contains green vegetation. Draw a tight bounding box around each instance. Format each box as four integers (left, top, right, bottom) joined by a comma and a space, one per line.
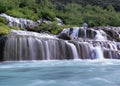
53, 0, 120, 11
0, 16, 7, 24
0, 23, 20, 35
0, 0, 120, 34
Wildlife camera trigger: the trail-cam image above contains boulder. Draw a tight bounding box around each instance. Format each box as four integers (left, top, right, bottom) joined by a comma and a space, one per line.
58, 33, 71, 40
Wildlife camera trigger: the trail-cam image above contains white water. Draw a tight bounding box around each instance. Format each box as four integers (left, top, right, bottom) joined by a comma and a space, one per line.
70, 27, 80, 38
45, 41, 50, 60
0, 13, 38, 29
0, 13, 64, 30
65, 41, 79, 59
94, 46, 104, 59
9, 30, 57, 39
61, 27, 107, 41
95, 30, 107, 41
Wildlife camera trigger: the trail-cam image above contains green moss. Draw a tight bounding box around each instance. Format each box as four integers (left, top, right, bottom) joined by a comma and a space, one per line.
0, 23, 10, 35
0, 23, 20, 35
0, 16, 7, 24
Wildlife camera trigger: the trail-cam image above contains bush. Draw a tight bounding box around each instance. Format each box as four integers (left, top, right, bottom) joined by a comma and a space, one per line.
41, 11, 56, 21
0, 5, 7, 13
1, 0, 120, 28
5, 8, 39, 21
20, 7, 39, 21
6, 9, 25, 18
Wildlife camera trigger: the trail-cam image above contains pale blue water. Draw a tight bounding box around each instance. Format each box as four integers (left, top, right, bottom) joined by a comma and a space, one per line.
0, 60, 120, 86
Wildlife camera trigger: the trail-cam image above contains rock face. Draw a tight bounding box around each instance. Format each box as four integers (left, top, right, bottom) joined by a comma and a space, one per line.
0, 35, 7, 61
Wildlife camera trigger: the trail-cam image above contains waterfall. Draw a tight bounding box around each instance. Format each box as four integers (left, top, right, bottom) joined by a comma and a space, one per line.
65, 41, 79, 59
1, 14, 120, 61
94, 46, 104, 59
61, 27, 80, 39
70, 27, 79, 38
0, 13, 39, 29
3, 30, 95, 61
95, 30, 107, 41
2, 27, 120, 61
0, 13, 64, 30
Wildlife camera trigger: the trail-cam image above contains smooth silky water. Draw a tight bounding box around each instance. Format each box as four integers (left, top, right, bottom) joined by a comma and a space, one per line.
0, 59, 120, 86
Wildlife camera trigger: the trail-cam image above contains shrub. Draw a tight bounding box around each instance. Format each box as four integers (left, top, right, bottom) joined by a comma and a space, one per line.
0, 5, 6, 13
6, 9, 25, 18
41, 11, 56, 21
20, 7, 39, 21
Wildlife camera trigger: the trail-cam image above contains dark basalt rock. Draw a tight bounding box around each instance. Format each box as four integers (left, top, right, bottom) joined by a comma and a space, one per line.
92, 26, 120, 42
102, 28, 120, 42
78, 29, 97, 39
86, 29, 97, 39
0, 35, 7, 61
26, 25, 40, 32
58, 33, 71, 40
104, 50, 120, 59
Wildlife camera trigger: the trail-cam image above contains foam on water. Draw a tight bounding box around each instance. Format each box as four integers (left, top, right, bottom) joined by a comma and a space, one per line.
9, 30, 57, 39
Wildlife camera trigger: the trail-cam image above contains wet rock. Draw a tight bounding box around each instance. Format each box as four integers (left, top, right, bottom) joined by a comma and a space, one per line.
26, 25, 40, 32
86, 29, 97, 39
91, 26, 120, 42
0, 35, 7, 61
58, 33, 71, 40
102, 28, 119, 42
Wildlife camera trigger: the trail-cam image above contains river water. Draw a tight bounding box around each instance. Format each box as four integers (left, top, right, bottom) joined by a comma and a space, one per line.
0, 60, 120, 86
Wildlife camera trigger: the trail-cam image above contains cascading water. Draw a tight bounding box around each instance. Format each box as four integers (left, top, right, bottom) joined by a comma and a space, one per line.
1, 14, 120, 61
94, 46, 104, 59
2, 26, 120, 61
65, 41, 79, 59
95, 30, 107, 41
60, 27, 120, 59
0, 13, 39, 29
1, 30, 98, 61
0, 13, 64, 30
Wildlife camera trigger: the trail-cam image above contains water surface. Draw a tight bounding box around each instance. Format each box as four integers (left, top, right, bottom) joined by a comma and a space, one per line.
0, 60, 120, 86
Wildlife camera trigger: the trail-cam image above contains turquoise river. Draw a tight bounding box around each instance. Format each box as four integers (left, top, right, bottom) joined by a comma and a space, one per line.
0, 60, 120, 86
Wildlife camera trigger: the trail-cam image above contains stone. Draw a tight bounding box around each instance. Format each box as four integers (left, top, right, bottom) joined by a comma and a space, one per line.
58, 33, 71, 40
